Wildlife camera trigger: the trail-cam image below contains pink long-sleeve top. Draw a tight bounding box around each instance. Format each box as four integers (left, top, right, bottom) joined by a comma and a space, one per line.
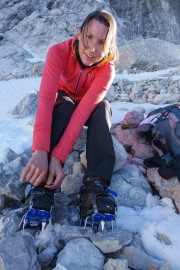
32, 36, 115, 163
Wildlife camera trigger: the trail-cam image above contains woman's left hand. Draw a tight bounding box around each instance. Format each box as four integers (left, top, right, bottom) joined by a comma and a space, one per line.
45, 157, 65, 189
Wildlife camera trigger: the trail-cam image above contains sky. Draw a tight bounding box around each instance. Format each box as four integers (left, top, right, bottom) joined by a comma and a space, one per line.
0, 68, 180, 269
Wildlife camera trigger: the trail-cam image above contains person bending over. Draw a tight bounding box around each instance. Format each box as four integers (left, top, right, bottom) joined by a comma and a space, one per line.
21, 10, 118, 229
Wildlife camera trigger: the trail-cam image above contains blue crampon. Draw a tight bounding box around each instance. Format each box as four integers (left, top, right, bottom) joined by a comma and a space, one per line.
20, 184, 54, 231
82, 212, 116, 233
21, 208, 51, 231
80, 182, 118, 233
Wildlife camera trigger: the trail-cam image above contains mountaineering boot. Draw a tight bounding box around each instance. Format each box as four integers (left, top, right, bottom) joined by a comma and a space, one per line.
20, 184, 54, 231
79, 176, 117, 233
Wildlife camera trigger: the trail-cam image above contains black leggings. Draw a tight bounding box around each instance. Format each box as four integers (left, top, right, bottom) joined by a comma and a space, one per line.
50, 91, 115, 183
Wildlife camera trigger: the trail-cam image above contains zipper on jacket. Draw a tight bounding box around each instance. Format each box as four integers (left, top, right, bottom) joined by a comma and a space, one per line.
74, 69, 83, 102
82, 72, 91, 89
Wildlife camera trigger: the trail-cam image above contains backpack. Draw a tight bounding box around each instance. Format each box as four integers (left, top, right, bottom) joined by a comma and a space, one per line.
136, 104, 180, 182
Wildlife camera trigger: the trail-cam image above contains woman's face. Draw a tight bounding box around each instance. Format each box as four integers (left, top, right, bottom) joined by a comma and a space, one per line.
77, 19, 109, 66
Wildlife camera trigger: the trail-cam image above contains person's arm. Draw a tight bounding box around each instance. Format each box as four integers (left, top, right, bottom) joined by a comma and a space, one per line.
21, 44, 67, 187
51, 63, 115, 163
32, 44, 68, 152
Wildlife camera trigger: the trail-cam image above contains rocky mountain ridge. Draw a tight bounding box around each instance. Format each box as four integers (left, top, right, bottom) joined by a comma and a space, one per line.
0, 0, 180, 80
110, 0, 180, 44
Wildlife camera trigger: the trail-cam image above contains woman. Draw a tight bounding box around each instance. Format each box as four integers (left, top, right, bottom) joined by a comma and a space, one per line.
21, 10, 118, 228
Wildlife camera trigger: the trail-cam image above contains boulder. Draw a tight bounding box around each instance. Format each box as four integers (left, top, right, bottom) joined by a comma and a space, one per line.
117, 38, 180, 71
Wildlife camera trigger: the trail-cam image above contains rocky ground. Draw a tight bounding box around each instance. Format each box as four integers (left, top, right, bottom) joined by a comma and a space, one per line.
0, 0, 180, 269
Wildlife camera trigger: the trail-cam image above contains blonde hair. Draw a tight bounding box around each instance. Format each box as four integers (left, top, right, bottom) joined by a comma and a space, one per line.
80, 10, 118, 61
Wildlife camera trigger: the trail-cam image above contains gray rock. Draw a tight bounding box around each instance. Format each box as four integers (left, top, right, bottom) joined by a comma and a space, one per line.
60, 174, 83, 195
37, 246, 57, 267
73, 127, 87, 151
53, 264, 68, 270
2, 148, 18, 164
12, 90, 38, 118
7, 154, 29, 176
0, 208, 23, 234
110, 164, 151, 208
117, 38, 180, 72
53, 193, 80, 225
0, 231, 40, 270
156, 233, 172, 245
63, 151, 80, 175
112, 136, 128, 172
117, 245, 160, 270
0, 40, 44, 80
0, 164, 27, 201
110, 0, 180, 44
153, 93, 180, 104
55, 238, 104, 270
90, 230, 132, 253
54, 224, 94, 245
103, 258, 128, 270
159, 262, 173, 270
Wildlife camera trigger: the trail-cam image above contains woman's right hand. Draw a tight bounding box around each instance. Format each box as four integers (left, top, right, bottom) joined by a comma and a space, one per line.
20, 150, 48, 186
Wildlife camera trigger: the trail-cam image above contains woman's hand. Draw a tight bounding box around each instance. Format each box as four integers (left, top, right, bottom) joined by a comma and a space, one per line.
20, 150, 48, 186
45, 156, 65, 189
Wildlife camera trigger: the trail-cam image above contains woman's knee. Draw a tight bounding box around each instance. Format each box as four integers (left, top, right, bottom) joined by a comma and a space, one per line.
62, 101, 76, 116
98, 99, 111, 111
53, 100, 76, 120
90, 100, 111, 122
